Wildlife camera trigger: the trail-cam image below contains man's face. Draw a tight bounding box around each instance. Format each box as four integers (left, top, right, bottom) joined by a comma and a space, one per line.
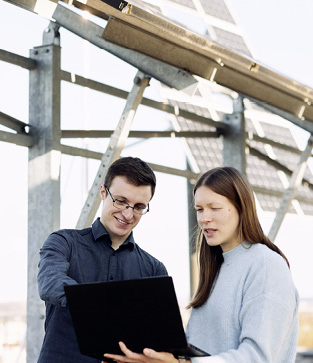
99, 176, 152, 248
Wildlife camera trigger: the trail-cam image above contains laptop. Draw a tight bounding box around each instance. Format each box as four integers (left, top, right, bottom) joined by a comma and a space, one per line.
64, 276, 209, 361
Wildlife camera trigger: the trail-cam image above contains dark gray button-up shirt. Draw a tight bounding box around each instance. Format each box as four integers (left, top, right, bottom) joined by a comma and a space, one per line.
37, 218, 168, 363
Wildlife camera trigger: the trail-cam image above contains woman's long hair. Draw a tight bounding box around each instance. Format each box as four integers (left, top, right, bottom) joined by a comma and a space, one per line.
188, 166, 289, 309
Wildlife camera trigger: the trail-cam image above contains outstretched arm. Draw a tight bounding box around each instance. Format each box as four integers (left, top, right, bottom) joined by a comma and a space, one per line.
37, 232, 77, 307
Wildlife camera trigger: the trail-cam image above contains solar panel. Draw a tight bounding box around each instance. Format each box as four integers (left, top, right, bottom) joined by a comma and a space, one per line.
149, 0, 313, 216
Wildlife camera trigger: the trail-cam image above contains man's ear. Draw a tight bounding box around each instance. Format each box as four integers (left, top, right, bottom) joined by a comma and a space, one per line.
100, 184, 106, 199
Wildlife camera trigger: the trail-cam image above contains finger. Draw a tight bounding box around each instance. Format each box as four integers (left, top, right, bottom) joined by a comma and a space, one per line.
119, 342, 137, 357
143, 349, 176, 362
119, 342, 145, 360
143, 348, 158, 358
104, 342, 146, 363
103, 342, 133, 362
104, 353, 127, 361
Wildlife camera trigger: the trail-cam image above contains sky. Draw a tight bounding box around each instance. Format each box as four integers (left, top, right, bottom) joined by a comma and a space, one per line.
226, 0, 313, 88
1, 0, 313, 310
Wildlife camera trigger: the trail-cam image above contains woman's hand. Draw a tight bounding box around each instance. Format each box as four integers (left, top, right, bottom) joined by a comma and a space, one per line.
103, 341, 178, 363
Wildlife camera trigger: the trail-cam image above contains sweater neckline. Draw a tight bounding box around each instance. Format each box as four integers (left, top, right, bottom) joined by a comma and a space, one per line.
222, 241, 252, 264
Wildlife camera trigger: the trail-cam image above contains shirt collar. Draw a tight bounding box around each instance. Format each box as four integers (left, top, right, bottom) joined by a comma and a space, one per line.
92, 217, 135, 249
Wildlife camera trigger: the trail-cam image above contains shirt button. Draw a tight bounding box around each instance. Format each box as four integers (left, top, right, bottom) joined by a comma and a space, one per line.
110, 276, 114, 280
112, 251, 116, 256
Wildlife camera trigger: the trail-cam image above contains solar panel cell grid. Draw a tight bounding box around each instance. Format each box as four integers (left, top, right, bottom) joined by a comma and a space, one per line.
151, 0, 313, 216
199, 0, 235, 24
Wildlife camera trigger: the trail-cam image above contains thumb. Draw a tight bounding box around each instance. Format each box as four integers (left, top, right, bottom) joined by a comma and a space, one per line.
143, 348, 158, 357
143, 349, 174, 361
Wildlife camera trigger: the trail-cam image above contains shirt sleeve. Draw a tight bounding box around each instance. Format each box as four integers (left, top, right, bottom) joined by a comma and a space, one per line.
156, 261, 168, 276
37, 232, 78, 307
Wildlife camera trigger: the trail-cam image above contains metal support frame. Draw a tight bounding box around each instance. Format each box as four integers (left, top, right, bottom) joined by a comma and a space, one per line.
268, 135, 313, 241
61, 130, 219, 139
60, 69, 225, 130
76, 71, 150, 229
27, 39, 61, 362
222, 96, 246, 173
52, 4, 198, 94
186, 161, 198, 298
0, 48, 37, 69
248, 95, 313, 135
248, 145, 313, 191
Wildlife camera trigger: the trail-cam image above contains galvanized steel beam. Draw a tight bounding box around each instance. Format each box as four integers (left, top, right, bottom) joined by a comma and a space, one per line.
222, 96, 246, 173
0, 48, 37, 69
268, 135, 313, 241
248, 96, 313, 135
61, 70, 222, 129
27, 40, 61, 362
61, 130, 220, 139
60, 143, 199, 180
248, 145, 313, 192
0, 129, 34, 147
0, 111, 31, 133
52, 4, 198, 94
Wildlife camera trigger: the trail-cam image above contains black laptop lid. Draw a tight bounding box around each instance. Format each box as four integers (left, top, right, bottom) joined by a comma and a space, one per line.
64, 276, 193, 360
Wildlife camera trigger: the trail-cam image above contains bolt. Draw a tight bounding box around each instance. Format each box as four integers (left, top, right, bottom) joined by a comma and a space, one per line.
134, 76, 141, 85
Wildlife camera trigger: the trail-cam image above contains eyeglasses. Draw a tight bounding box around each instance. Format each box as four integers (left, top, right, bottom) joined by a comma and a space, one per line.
105, 186, 149, 215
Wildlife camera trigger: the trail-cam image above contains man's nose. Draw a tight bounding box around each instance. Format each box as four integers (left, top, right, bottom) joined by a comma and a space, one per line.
122, 207, 134, 219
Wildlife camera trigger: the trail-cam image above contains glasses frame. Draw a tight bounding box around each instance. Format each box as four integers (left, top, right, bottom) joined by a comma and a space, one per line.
105, 186, 150, 215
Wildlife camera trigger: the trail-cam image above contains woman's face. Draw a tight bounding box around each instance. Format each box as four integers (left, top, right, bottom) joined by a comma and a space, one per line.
194, 186, 243, 252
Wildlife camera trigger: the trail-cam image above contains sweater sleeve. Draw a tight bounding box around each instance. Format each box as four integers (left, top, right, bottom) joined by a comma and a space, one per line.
37, 232, 78, 307
190, 252, 299, 363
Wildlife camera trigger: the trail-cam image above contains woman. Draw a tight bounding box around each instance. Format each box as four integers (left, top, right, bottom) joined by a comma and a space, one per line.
104, 167, 299, 363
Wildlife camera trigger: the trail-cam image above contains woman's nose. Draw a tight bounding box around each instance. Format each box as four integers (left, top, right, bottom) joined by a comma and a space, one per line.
198, 210, 212, 223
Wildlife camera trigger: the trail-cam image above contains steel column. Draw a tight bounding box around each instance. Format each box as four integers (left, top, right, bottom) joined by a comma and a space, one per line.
27, 40, 61, 361
76, 71, 150, 229
222, 96, 246, 173
268, 135, 313, 241
187, 167, 198, 298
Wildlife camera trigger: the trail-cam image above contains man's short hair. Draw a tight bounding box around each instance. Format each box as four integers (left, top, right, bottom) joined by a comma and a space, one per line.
104, 157, 156, 198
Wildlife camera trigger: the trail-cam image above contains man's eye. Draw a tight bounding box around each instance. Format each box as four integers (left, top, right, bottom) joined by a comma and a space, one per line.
195, 208, 203, 212
134, 205, 146, 211
116, 199, 127, 206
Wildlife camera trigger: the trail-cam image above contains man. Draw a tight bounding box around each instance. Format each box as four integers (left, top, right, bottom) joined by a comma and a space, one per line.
37, 156, 168, 362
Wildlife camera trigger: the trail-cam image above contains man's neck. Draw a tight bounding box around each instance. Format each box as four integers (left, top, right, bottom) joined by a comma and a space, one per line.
111, 235, 130, 250
111, 239, 123, 250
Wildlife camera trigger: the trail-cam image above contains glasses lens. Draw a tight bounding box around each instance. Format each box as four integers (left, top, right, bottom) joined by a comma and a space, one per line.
134, 207, 148, 215
113, 200, 127, 209
113, 200, 148, 215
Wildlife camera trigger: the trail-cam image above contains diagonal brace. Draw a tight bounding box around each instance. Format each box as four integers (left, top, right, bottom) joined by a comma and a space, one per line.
76, 71, 150, 229
268, 134, 313, 241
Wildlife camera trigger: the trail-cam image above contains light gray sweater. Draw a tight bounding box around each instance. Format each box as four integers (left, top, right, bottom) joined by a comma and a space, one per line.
186, 242, 299, 363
